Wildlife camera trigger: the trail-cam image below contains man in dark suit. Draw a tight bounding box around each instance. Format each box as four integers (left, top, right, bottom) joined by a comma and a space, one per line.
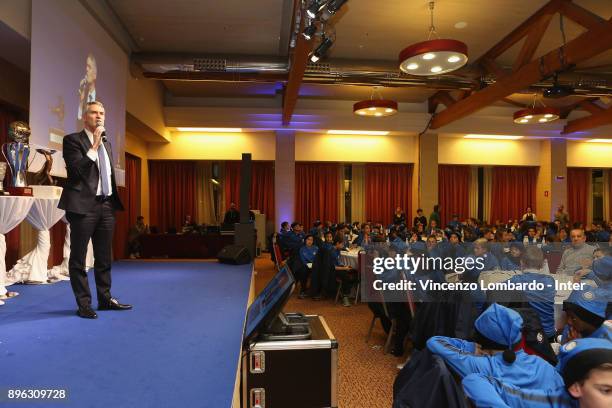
58, 100, 131, 319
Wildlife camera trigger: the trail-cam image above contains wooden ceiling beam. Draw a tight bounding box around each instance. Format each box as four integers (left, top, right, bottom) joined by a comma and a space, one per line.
480, 57, 508, 78
558, 97, 599, 119
559, 0, 607, 30
475, 0, 561, 65
282, 0, 314, 125
430, 17, 612, 130
579, 99, 605, 115
512, 13, 554, 72
501, 97, 525, 108
563, 104, 612, 134
428, 91, 457, 114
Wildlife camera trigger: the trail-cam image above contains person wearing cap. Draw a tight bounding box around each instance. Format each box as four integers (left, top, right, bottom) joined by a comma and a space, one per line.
562, 287, 611, 342
427, 303, 565, 390
462, 337, 612, 408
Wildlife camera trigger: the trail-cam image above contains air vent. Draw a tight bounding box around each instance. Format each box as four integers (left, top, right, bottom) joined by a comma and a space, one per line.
193, 58, 227, 72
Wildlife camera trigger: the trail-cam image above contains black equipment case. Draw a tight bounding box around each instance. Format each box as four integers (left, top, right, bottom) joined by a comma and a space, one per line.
241, 315, 338, 408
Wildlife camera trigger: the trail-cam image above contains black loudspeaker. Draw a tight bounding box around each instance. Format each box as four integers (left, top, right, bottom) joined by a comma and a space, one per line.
217, 244, 251, 265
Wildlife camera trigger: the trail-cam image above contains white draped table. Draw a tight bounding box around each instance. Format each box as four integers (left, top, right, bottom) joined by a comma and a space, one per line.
0, 196, 35, 301
48, 217, 95, 279
8, 197, 65, 284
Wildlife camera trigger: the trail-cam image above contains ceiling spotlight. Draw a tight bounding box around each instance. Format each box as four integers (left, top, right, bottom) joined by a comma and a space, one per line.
326, 0, 348, 14
302, 23, 317, 40
399, 2, 468, 75
307, 0, 328, 19
309, 36, 334, 63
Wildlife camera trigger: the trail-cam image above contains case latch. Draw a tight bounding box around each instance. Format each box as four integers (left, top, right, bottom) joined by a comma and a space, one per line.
250, 350, 265, 373
250, 388, 265, 408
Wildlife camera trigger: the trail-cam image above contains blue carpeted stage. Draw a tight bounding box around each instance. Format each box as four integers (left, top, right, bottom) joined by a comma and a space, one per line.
1, 261, 253, 408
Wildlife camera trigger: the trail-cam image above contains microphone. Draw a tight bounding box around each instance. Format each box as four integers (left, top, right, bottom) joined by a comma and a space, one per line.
95, 119, 107, 142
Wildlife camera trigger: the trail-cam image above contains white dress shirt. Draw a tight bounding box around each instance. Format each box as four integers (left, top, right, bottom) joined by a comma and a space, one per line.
84, 128, 112, 196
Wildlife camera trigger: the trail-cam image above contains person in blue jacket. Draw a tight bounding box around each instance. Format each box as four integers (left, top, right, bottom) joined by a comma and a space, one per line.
295, 234, 318, 298
463, 238, 500, 282
462, 338, 612, 408
562, 287, 611, 342
500, 242, 525, 271
427, 303, 565, 391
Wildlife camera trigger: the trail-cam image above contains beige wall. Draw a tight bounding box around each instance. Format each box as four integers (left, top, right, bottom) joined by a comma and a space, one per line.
295, 133, 417, 162
536, 140, 552, 222
567, 141, 612, 168
147, 131, 276, 160
126, 76, 171, 141
126, 131, 150, 221
439, 138, 541, 166
0, 0, 31, 39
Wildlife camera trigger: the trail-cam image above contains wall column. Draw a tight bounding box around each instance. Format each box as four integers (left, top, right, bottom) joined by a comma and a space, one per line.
419, 133, 438, 216
550, 139, 568, 221
274, 130, 295, 230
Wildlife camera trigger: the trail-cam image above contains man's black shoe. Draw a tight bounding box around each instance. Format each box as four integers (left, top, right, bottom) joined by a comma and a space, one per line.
77, 306, 98, 319
98, 298, 132, 311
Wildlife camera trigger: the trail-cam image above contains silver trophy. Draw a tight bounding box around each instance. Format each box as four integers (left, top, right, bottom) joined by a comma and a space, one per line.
2, 121, 31, 189
0, 162, 7, 194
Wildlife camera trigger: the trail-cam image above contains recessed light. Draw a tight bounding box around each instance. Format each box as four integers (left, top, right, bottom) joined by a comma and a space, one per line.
368, 107, 376, 111
385, 108, 393, 113
586, 139, 612, 143
538, 118, 548, 123
422, 53, 436, 60
544, 114, 553, 118
525, 115, 533, 119
430, 66, 442, 73
406, 63, 419, 70
519, 119, 528, 123
177, 127, 242, 132
464, 134, 524, 140
447, 55, 461, 63
454, 21, 468, 29
328, 130, 390, 136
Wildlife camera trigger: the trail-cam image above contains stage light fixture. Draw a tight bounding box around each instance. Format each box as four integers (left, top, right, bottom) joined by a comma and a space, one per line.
326, 0, 348, 14
302, 23, 317, 40
310, 36, 333, 63
307, 0, 328, 19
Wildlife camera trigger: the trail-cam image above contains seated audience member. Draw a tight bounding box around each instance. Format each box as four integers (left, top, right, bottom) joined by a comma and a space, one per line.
462, 337, 612, 408
557, 229, 596, 276
279, 222, 305, 254
182, 215, 197, 233
593, 223, 611, 243
352, 223, 373, 247
500, 243, 524, 271
309, 220, 324, 240
522, 206, 537, 222
351, 221, 361, 235
448, 214, 461, 231
554, 204, 570, 228
503, 246, 556, 340
389, 230, 408, 252
562, 287, 611, 342
222, 202, 240, 226
393, 206, 406, 226
279, 221, 290, 236
331, 237, 356, 307
427, 303, 566, 390
522, 226, 542, 244
464, 238, 500, 282
127, 215, 149, 259
425, 235, 439, 257
413, 208, 427, 228
425, 219, 442, 237
296, 234, 318, 298
440, 231, 466, 259
558, 227, 571, 243
321, 231, 334, 251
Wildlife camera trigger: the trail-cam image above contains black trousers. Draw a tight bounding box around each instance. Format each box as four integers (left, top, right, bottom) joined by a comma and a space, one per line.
66, 200, 115, 308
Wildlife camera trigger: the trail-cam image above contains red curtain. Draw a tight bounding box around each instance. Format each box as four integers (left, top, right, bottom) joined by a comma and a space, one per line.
113, 153, 141, 259
295, 162, 339, 228
224, 161, 274, 219
610, 171, 612, 222
567, 167, 591, 227
149, 161, 196, 233
365, 163, 413, 225
438, 165, 471, 227
490, 166, 538, 224
0, 105, 22, 269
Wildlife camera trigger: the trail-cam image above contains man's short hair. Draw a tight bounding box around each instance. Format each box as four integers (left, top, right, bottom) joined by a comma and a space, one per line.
85, 101, 104, 114
333, 236, 344, 245
417, 208, 423, 213
290, 222, 299, 229
522, 246, 545, 270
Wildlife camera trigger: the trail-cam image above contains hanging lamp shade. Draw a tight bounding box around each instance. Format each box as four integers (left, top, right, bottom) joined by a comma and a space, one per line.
353, 99, 398, 117
513, 106, 560, 124
399, 39, 468, 75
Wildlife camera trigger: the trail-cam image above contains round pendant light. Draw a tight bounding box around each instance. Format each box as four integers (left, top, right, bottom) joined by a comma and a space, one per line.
353, 99, 398, 117
399, 2, 468, 75
513, 107, 560, 124
399, 39, 468, 75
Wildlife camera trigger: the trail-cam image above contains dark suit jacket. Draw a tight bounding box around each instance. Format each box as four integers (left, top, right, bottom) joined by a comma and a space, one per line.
58, 130, 124, 214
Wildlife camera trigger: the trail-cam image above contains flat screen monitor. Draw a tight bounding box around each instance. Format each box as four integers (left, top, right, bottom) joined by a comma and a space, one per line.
244, 265, 295, 344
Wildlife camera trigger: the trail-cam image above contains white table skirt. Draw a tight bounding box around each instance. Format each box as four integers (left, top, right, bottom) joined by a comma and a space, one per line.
48, 220, 94, 280
0, 196, 35, 296
8, 197, 65, 284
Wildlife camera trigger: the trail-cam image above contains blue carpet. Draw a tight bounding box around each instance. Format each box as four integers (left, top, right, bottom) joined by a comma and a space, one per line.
0, 261, 253, 408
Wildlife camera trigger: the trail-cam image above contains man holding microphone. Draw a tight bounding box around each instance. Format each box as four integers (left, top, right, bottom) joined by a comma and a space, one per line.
59, 101, 131, 318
